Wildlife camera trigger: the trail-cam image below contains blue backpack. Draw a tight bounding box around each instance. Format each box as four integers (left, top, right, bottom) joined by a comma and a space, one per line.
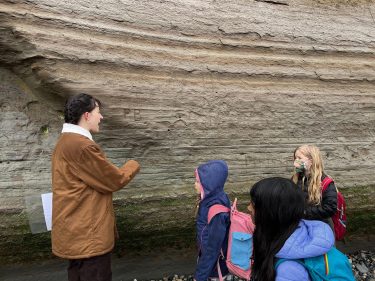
275, 247, 355, 281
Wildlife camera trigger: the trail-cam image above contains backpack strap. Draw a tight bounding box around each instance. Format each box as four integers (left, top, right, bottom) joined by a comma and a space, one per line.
208, 204, 230, 224
217, 258, 223, 281
275, 257, 331, 281
207, 205, 230, 281
275, 258, 288, 269
275, 258, 306, 270
321, 176, 334, 192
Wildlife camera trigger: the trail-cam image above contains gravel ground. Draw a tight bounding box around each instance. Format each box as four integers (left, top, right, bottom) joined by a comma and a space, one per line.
0, 246, 373, 281
349, 250, 375, 281
137, 250, 374, 281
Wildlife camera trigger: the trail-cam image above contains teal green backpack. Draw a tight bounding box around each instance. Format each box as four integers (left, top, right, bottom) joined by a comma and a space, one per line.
275, 247, 355, 281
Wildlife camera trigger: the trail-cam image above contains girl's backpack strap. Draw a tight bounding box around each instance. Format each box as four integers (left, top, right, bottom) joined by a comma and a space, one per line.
275, 258, 305, 270
275, 257, 331, 281
321, 176, 334, 192
208, 204, 230, 224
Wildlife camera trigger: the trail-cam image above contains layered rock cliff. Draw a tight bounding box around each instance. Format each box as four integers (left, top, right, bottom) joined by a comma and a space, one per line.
0, 0, 374, 263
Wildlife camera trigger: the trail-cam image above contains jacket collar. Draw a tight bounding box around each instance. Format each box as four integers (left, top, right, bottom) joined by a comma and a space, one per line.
61, 123, 93, 141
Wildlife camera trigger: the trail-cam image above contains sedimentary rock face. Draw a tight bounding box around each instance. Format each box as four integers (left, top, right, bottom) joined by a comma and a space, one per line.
0, 0, 374, 263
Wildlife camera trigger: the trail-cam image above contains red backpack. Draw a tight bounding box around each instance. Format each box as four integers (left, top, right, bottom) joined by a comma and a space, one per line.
321, 176, 347, 241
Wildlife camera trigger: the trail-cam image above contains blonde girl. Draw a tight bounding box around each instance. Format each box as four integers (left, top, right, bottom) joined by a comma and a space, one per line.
292, 145, 337, 228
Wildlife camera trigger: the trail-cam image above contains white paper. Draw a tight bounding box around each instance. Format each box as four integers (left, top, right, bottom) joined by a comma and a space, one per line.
41, 193, 53, 231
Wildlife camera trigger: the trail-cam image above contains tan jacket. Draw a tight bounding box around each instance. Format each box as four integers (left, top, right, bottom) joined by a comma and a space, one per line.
51, 133, 140, 259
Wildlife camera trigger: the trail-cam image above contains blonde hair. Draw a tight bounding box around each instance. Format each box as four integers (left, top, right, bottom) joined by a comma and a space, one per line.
292, 145, 324, 205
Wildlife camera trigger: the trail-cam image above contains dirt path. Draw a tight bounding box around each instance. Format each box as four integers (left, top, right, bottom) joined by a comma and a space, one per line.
0, 248, 197, 281
1, 239, 374, 281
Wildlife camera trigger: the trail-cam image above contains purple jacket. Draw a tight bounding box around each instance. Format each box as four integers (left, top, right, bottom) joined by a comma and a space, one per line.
275, 220, 335, 281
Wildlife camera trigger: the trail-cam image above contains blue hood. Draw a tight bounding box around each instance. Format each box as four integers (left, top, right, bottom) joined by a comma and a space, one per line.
276, 220, 334, 260
197, 160, 228, 202
196, 160, 230, 244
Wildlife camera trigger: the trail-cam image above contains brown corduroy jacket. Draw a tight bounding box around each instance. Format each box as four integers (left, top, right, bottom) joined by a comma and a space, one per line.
51, 133, 140, 259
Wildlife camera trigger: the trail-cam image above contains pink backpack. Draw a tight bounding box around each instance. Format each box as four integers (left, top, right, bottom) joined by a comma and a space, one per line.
208, 198, 255, 281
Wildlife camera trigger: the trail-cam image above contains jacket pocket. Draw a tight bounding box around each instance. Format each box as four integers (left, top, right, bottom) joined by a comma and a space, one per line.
230, 232, 252, 270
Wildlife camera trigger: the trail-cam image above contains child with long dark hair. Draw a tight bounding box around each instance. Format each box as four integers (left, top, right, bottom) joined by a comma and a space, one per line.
248, 177, 334, 281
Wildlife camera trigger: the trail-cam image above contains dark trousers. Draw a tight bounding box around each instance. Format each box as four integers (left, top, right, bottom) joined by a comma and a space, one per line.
67, 252, 112, 281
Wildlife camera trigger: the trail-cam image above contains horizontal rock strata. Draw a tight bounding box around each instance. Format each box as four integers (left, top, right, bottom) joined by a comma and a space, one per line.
0, 0, 374, 263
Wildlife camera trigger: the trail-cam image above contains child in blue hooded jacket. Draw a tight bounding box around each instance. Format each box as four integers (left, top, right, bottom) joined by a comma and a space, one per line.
194, 160, 231, 281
